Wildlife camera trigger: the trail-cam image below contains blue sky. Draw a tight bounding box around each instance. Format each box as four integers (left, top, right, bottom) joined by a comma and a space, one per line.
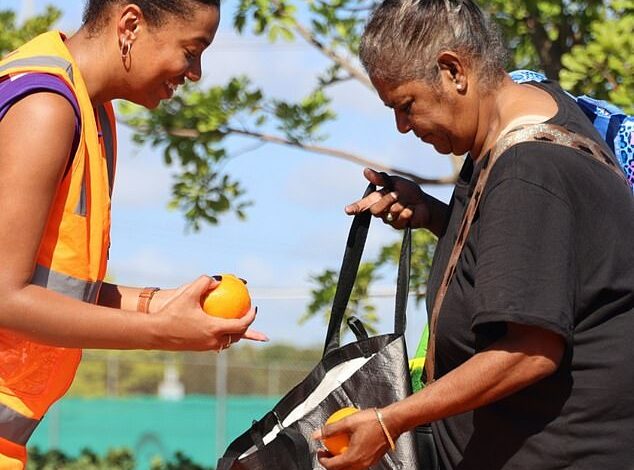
5, 0, 455, 350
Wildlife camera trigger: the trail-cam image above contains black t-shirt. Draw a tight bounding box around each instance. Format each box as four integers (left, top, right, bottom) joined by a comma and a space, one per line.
427, 81, 634, 469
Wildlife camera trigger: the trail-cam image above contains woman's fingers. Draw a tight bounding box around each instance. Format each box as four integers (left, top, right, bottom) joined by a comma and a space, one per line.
363, 167, 391, 187
345, 189, 399, 216
315, 412, 389, 470
187, 275, 220, 301
345, 191, 384, 215
345, 168, 398, 215
242, 329, 269, 342
209, 308, 269, 342
317, 418, 350, 441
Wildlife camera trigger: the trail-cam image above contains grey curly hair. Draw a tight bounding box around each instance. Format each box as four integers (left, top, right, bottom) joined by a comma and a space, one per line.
360, 0, 508, 91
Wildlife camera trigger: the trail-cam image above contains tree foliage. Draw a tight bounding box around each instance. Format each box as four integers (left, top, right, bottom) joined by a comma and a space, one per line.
27, 448, 136, 470
0, 6, 60, 55
122, 0, 633, 232
302, 229, 437, 334
487, 0, 633, 111
27, 448, 214, 470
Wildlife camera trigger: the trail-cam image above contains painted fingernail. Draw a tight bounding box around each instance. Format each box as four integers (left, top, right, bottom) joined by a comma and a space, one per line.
239, 277, 247, 285
212, 275, 223, 282
255, 306, 259, 314
390, 191, 398, 200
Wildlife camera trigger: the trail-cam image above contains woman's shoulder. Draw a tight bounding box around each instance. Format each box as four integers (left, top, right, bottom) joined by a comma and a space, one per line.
0, 72, 80, 122
528, 80, 606, 142
488, 137, 629, 212
488, 80, 623, 197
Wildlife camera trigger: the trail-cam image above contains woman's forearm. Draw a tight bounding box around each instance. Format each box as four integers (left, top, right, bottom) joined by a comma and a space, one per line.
383, 323, 565, 436
98, 282, 176, 313
0, 284, 159, 349
98, 282, 145, 311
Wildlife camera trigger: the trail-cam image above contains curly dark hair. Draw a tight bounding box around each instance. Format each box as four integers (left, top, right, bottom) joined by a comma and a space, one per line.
82, 0, 220, 30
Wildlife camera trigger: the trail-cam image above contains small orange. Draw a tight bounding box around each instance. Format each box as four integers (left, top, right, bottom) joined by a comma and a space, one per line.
322, 406, 359, 455
201, 274, 251, 319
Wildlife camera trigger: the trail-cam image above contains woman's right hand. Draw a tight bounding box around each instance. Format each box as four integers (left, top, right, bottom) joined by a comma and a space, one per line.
151, 276, 267, 351
345, 168, 431, 229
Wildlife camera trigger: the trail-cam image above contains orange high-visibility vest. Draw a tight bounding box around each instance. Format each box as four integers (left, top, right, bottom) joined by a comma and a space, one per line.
0, 31, 117, 468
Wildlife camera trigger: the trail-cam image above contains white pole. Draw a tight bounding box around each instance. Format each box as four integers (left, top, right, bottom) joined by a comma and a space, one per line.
215, 352, 228, 461
48, 404, 60, 450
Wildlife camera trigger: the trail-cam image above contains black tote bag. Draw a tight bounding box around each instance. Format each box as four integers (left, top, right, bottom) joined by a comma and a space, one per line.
217, 183, 421, 470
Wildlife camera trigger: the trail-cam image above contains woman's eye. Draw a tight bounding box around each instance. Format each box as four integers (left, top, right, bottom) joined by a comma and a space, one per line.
184, 50, 195, 62
401, 101, 413, 114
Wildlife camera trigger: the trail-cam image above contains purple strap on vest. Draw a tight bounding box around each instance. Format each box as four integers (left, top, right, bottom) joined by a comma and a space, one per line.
0, 73, 81, 162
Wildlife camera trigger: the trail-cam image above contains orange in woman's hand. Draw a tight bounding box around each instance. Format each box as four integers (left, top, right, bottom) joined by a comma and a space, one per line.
322, 406, 360, 455
202, 274, 251, 319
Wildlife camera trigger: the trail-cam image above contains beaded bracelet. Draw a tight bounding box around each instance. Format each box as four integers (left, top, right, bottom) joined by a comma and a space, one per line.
373, 408, 396, 451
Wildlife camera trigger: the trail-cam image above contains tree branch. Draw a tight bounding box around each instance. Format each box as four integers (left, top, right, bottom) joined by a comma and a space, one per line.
524, 4, 559, 77
167, 126, 458, 186
293, 21, 373, 90
278, 2, 374, 91
319, 73, 355, 89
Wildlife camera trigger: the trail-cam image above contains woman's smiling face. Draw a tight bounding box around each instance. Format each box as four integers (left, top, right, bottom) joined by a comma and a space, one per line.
121, 4, 220, 109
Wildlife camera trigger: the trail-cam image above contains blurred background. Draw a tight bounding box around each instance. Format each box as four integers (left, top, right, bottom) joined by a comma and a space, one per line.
1, 0, 631, 468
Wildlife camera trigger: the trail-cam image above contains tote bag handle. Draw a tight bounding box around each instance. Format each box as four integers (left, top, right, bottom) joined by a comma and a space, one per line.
323, 182, 412, 357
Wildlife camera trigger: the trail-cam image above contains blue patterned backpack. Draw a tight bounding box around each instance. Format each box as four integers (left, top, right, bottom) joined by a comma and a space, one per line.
510, 69, 634, 193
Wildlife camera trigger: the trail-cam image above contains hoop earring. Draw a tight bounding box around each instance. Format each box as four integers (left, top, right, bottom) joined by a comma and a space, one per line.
121, 40, 132, 70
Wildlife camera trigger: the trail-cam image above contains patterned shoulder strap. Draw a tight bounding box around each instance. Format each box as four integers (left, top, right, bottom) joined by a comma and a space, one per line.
424, 123, 628, 384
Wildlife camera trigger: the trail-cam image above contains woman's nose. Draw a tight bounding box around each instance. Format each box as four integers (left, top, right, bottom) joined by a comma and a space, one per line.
186, 58, 203, 82
395, 110, 411, 134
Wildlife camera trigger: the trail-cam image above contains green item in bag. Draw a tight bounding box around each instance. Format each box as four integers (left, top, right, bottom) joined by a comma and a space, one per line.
409, 324, 429, 393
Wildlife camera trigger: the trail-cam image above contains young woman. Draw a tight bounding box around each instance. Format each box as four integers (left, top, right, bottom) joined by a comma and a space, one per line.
0, 1, 265, 467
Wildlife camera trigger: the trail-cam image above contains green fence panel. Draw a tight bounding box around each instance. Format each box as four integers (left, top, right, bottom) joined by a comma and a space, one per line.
29, 396, 280, 469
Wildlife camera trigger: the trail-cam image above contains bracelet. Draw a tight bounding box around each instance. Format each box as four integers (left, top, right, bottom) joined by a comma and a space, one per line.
373, 408, 396, 451
137, 287, 160, 313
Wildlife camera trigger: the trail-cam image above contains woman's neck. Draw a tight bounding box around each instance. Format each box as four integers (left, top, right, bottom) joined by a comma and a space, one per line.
473, 77, 558, 160
65, 29, 120, 106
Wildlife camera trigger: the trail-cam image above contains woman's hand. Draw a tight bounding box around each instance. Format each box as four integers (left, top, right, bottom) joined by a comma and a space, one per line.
313, 408, 395, 470
150, 275, 267, 351
345, 168, 431, 230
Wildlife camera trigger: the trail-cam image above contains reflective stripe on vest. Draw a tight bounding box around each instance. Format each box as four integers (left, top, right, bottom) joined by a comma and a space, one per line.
75, 105, 116, 214
0, 404, 39, 446
75, 174, 88, 216
97, 105, 116, 195
31, 264, 102, 303
0, 55, 74, 84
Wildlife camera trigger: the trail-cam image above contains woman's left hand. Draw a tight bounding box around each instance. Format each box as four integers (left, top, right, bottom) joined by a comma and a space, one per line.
312, 408, 394, 470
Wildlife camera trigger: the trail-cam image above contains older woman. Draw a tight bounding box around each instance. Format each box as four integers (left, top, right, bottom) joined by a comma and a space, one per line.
0, 1, 265, 467
316, 0, 634, 469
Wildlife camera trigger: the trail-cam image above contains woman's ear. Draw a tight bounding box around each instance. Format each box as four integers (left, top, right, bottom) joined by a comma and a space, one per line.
117, 4, 143, 46
437, 51, 467, 93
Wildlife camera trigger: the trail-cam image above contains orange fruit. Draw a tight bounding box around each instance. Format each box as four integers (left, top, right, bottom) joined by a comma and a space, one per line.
322, 406, 359, 455
201, 274, 251, 319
